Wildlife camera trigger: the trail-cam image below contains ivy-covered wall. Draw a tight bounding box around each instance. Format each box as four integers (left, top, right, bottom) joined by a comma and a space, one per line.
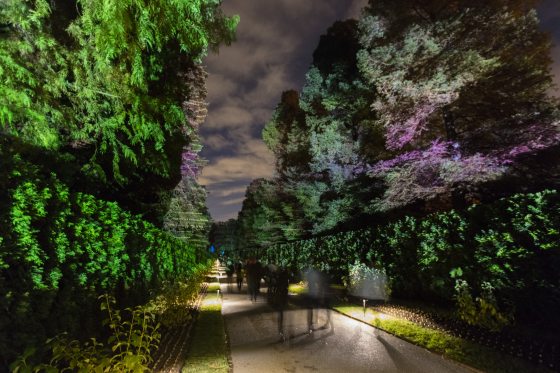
266, 190, 560, 327
0, 150, 202, 366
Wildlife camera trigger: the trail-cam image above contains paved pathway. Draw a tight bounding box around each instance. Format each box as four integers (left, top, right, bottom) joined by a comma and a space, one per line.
221, 279, 477, 373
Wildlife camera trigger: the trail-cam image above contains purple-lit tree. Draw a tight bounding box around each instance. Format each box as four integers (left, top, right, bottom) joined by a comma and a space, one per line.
163, 64, 212, 250
357, 0, 560, 210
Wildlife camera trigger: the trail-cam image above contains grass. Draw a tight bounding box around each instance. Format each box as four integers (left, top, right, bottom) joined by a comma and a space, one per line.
288, 282, 345, 295
288, 282, 306, 295
333, 304, 551, 373
182, 283, 230, 373
206, 282, 221, 292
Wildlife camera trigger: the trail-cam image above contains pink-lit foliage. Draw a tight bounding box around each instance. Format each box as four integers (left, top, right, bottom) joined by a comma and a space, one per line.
180, 149, 200, 179
384, 101, 438, 150
381, 89, 456, 151
363, 122, 560, 210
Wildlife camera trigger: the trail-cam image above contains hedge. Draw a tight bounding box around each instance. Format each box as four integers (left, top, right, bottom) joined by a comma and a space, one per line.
0, 152, 201, 367
266, 190, 560, 327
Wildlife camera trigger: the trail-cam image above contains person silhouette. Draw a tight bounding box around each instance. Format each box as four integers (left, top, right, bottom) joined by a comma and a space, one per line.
267, 265, 290, 340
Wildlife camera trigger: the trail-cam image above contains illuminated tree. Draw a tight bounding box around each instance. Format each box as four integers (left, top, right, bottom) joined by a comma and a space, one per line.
0, 0, 238, 206
264, 21, 383, 233
357, 0, 560, 210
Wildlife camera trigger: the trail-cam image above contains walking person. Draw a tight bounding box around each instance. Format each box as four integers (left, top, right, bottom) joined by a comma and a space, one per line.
304, 266, 333, 333
267, 265, 290, 340
225, 260, 234, 292
234, 260, 244, 292
245, 257, 262, 302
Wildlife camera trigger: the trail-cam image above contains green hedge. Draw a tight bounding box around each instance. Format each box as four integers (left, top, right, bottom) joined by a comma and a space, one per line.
0, 153, 201, 367
266, 190, 560, 326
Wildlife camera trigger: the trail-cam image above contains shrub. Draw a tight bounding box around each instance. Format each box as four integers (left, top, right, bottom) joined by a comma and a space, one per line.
266, 190, 560, 330
0, 153, 201, 367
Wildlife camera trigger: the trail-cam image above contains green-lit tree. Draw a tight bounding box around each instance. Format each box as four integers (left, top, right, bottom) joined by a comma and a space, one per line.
0, 0, 238, 220
235, 179, 304, 257
263, 20, 384, 234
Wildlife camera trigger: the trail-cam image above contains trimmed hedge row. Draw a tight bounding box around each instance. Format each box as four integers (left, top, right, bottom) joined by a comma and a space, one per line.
266, 190, 560, 327
0, 153, 201, 367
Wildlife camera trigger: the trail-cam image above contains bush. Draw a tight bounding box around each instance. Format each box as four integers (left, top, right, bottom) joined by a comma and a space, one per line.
0, 152, 201, 368
266, 190, 560, 330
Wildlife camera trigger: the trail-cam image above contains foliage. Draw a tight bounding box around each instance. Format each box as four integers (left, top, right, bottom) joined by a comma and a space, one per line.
267, 190, 560, 330
9, 264, 211, 372
262, 20, 382, 235
11, 294, 160, 373
345, 261, 390, 300
163, 164, 212, 255
236, 179, 304, 257
357, 0, 560, 209
454, 280, 511, 331
210, 219, 239, 258
0, 0, 238, 183
151, 265, 209, 328
256, 1, 560, 242
0, 152, 201, 367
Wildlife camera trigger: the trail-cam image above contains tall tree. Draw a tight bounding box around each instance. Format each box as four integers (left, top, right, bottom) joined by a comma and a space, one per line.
0, 0, 238, 219
210, 219, 238, 258
357, 0, 560, 210
264, 20, 384, 234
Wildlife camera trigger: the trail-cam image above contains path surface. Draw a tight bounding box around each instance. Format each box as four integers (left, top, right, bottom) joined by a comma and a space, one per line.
221, 278, 477, 373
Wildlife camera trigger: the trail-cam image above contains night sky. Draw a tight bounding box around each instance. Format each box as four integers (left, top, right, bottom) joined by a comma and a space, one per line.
200, 0, 560, 222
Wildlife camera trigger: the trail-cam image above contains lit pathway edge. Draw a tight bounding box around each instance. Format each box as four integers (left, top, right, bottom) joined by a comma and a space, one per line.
219, 276, 477, 373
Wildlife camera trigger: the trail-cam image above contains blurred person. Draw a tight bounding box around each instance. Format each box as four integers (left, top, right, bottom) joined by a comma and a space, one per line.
304, 266, 332, 333
225, 260, 234, 292
234, 260, 244, 292
245, 257, 263, 302
267, 265, 290, 340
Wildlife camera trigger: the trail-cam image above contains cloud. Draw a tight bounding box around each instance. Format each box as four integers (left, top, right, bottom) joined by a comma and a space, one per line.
213, 186, 248, 198
345, 0, 368, 19
199, 151, 274, 185
204, 105, 254, 129
221, 197, 246, 206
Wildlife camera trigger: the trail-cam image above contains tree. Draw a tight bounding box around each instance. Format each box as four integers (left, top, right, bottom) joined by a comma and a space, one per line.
210, 219, 239, 259
357, 0, 560, 210
235, 179, 305, 257
263, 20, 384, 234
163, 149, 211, 255
0, 0, 238, 219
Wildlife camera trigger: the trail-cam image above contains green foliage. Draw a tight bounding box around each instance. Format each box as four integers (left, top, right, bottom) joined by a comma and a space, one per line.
454, 280, 511, 331
11, 294, 161, 372
268, 190, 560, 330
0, 153, 201, 367
235, 179, 305, 257
258, 1, 560, 242
8, 265, 211, 371
0, 0, 238, 182
151, 264, 209, 328
163, 175, 212, 255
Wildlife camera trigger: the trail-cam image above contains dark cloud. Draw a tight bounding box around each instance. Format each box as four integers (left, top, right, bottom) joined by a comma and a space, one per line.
200, 0, 560, 222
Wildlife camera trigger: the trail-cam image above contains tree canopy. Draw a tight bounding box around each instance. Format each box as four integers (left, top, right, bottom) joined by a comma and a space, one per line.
0, 0, 238, 189
237, 0, 560, 250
